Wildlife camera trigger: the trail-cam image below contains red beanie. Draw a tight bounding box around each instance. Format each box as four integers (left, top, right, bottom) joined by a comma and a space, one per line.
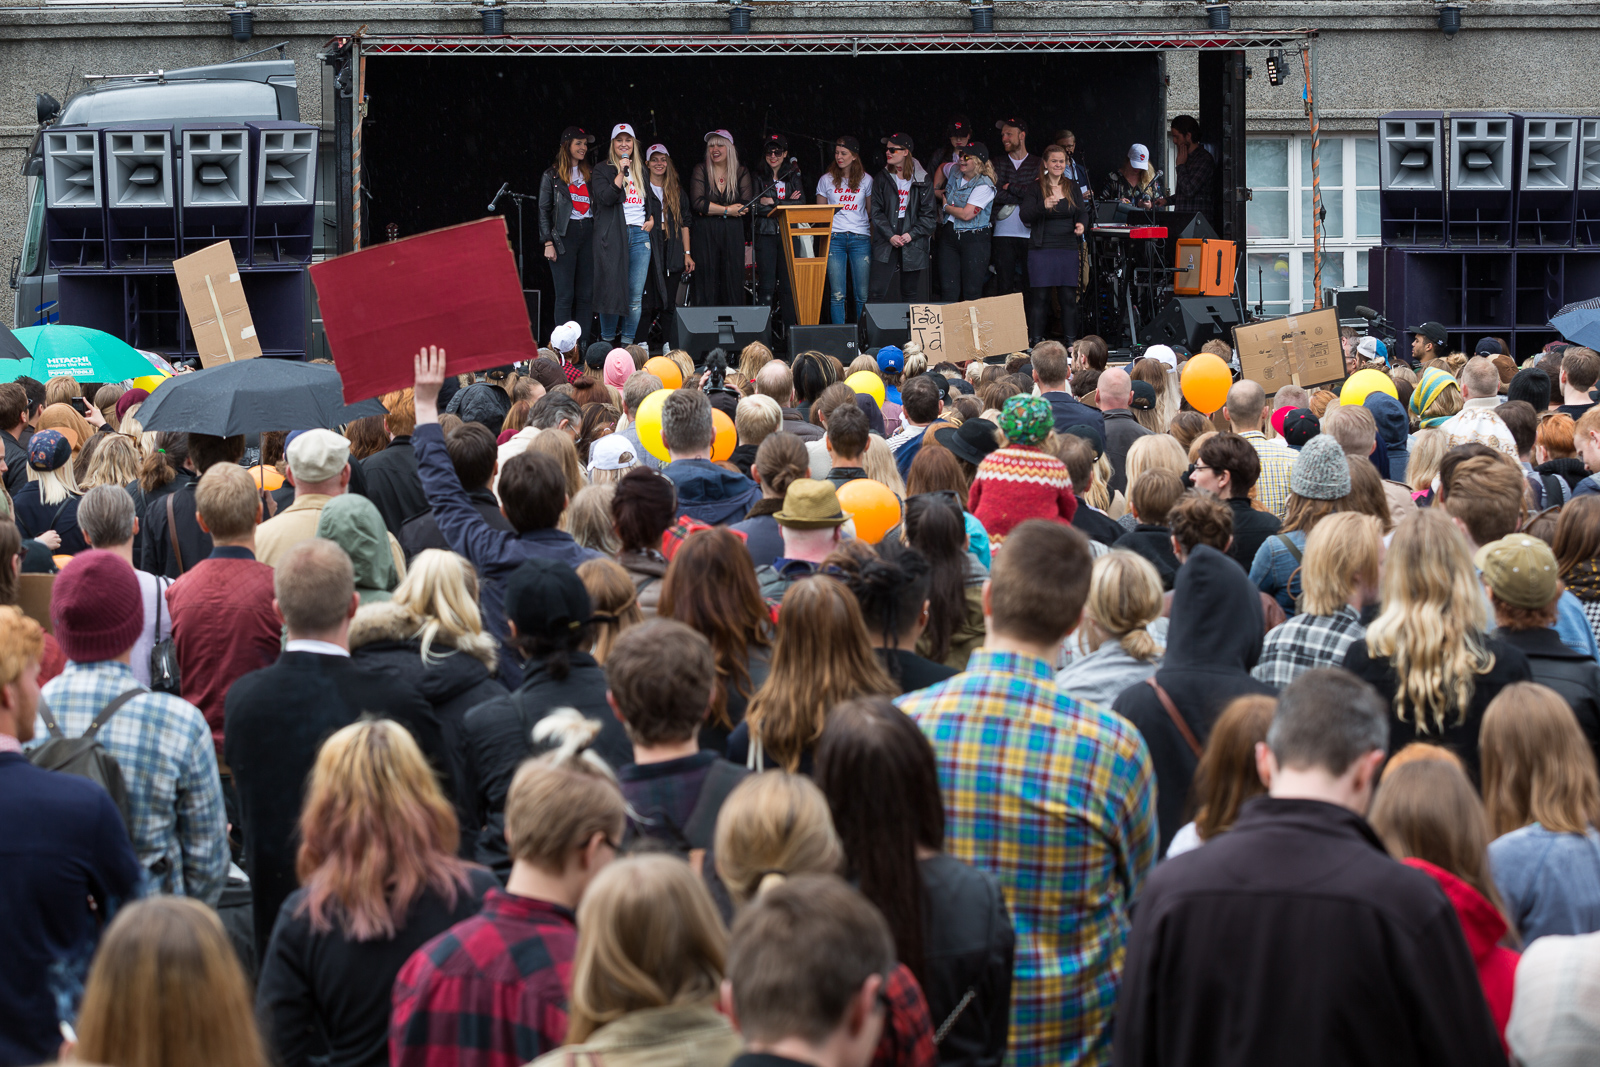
52, 550, 144, 663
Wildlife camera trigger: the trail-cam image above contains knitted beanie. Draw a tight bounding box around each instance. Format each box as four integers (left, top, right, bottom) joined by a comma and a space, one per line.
1291, 434, 1351, 500
52, 549, 144, 663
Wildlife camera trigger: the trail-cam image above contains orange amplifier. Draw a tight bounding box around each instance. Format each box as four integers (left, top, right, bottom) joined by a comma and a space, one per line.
1174, 238, 1238, 297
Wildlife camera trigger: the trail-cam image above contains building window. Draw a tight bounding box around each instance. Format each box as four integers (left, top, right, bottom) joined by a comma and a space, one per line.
1246, 133, 1379, 316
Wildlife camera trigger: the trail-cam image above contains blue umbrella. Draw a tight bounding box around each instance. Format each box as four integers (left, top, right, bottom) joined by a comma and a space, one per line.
5, 324, 156, 382
1550, 298, 1600, 349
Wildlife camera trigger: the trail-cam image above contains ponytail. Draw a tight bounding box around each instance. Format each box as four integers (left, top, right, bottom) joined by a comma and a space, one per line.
138, 432, 189, 494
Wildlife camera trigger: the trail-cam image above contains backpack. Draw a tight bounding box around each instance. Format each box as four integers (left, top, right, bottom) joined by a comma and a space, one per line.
29, 687, 144, 832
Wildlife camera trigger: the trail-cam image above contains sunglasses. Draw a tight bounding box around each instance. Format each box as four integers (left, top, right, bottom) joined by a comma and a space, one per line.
766, 146, 786, 155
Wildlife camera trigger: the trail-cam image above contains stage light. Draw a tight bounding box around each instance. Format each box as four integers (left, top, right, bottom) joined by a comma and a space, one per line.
1437, 3, 1462, 37
1205, 3, 1231, 31
970, 2, 996, 33
728, 3, 752, 33
1265, 49, 1285, 85
36, 93, 60, 125
229, 2, 254, 43
480, 0, 505, 35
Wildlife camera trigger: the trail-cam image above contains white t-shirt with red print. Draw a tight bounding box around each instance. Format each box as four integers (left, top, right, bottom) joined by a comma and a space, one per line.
622, 169, 646, 227
568, 179, 591, 220
818, 173, 873, 235
893, 175, 912, 218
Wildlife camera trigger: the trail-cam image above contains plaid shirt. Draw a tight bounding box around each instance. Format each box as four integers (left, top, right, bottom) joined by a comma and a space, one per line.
391, 889, 576, 1067
874, 963, 937, 1067
1171, 145, 1216, 213
562, 361, 585, 384
1251, 606, 1366, 689
899, 650, 1158, 1067
35, 660, 226, 904
1240, 431, 1295, 518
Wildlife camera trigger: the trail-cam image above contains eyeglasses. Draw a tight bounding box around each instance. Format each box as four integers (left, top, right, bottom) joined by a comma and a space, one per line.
765, 147, 785, 156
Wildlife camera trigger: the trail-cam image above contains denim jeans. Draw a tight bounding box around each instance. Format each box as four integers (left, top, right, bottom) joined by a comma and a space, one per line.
600, 224, 654, 343
827, 231, 871, 324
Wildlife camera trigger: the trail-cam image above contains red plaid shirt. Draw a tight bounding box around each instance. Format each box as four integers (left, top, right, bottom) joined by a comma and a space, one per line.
390, 890, 576, 1067
562, 360, 585, 384
873, 963, 938, 1067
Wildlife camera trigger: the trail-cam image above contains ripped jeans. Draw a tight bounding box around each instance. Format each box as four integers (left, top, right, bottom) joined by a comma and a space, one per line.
827, 231, 871, 324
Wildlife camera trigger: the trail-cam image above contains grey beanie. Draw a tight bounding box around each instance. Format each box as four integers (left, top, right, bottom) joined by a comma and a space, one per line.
1290, 434, 1351, 500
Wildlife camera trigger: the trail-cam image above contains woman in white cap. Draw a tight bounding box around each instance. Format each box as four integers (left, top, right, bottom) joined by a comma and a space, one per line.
592, 123, 660, 348
539, 126, 598, 347
817, 135, 874, 324
643, 144, 694, 350
1100, 143, 1166, 211
867, 132, 936, 303
691, 130, 754, 307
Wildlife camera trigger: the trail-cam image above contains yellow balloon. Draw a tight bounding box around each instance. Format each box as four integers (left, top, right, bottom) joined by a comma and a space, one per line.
643, 356, 683, 390
1180, 353, 1232, 415
836, 478, 902, 545
1340, 368, 1400, 407
130, 374, 168, 394
633, 389, 671, 462
711, 408, 736, 462
845, 370, 886, 408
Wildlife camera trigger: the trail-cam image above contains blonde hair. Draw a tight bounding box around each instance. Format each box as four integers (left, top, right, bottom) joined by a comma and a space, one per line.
1405, 428, 1448, 491
1084, 453, 1113, 511
847, 355, 880, 378
714, 772, 843, 906
44, 374, 81, 407
860, 436, 906, 498
529, 426, 586, 500
76, 897, 268, 1067
1300, 513, 1383, 616
739, 342, 775, 385
610, 130, 648, 196
668, 349, 695, 389
506, 724, 627, 871
1084, 551, 1165, 661
79, 432, 143, 490
903, 350, 929, 380
0, 604, 43, 688
577, 557, 642, 664
29, 461, 80, 506
566, 483, 621, 556
390, 549, 498, 672
736, 394, 783, 446
702, 135, 743, 202
1124, 433, 1189, 490
566, 855, 727, 1043
1481, 682, 1600, 837
1363, 511, 1495, 734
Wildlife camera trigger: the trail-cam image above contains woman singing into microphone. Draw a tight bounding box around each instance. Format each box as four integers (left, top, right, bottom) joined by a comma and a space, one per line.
817, 136, 873, 324
592, 123, 659, 347
1020, 143, 1091, 345
538, 126, 597, 344
691, 130, 754, 306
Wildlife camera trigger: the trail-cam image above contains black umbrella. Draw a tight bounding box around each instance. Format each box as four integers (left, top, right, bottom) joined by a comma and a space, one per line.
0, 320, 31, 363
135, 360, 387, 435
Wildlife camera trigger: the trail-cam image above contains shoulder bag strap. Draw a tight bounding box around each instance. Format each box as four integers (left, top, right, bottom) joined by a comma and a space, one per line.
1145, 677, 1203, 759
35, 695, 66, 740
84, 687, 147, 740
1274, 533, 1303, 564
165, 492, 184, 573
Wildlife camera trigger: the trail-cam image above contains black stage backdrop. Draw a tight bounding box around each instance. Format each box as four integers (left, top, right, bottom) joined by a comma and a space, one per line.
361, 51, 1163, 339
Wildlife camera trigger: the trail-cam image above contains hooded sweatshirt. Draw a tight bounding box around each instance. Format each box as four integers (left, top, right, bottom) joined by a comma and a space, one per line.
662, 458, 763, 526
316, 493, 399, 604
1365, 393, 1411, 482
1403, 858, 1518, 1050
1112, 544, 1274, 854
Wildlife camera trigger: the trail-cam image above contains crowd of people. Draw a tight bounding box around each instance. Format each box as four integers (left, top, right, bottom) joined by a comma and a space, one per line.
534, 115, 1213, 347
5, 321, 1600, 1067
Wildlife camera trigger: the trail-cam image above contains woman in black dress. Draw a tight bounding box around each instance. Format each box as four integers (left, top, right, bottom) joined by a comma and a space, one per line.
1019, 143, 1091, 345
690, 129, 754, 307
644, 143, 694, 348
752, 134, 805, 325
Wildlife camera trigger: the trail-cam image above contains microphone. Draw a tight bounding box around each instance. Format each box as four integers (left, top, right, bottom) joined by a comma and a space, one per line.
487, 182, 510, 211
1355, 306, 1382, 320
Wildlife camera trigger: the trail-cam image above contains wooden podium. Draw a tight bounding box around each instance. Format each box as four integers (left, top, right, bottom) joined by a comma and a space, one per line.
768, 204, 839, 326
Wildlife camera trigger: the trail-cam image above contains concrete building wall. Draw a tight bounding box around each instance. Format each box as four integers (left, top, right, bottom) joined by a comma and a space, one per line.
6, 0, 1600, 325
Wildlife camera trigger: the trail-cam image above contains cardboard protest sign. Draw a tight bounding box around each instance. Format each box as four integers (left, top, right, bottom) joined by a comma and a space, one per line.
174, 241, 262, 368
310, 217, 539, 403
908, 294, 1029, 365
1233, 308, 1344, 398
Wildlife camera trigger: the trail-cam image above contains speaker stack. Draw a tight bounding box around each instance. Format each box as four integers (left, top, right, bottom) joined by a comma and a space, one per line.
1138, 296, 1242, 351
47, 120, 319, 361
1371, 109, 1600, 357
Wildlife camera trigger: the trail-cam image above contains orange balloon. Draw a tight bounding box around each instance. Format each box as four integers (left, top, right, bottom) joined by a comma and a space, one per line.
711, 409, 736, 462
249, 464, 284, 491
1180, 352, 1232, 414
836, 478, 902, 545
643, 356, 684, 389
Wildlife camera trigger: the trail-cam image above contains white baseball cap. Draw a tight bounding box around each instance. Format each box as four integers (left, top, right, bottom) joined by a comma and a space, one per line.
1142, 344, 1177, 370
611, 123, 635, 140
704, 129, 734, 144
646, 143, 670, 159
550, 320, 582, 354
1128, 143, 1151, 168
588, 433, 639, 473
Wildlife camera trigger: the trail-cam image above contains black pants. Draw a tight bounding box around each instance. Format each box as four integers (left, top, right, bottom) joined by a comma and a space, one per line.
550, 217, 594, 340
1028, 284, 1079, 344
754, 232, 798, 327
939, 227, 991, 303
642, 270, 685, 350
991, 234, 1030, 297
694, 215, 747, 306
868, 243, 930, 302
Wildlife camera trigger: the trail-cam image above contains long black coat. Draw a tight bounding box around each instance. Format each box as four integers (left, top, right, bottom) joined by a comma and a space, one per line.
868, 167, 937, 270
1113, 797, 1507, 1067
646, 181, 694, 308
590, 161, 660, 317
1487, 626, 1600, 770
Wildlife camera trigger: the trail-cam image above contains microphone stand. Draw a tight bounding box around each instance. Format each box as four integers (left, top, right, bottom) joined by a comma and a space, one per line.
489, 185, 537, 299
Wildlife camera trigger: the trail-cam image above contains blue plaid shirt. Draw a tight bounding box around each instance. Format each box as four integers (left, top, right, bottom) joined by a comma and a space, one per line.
36, 660, 228, 904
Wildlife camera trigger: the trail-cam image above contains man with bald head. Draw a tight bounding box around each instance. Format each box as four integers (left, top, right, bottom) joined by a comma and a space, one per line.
1100, 366, 1152, 494
755, 361, 822, 441
1440, 356, 1517, 459
1222, 379, 1296, 518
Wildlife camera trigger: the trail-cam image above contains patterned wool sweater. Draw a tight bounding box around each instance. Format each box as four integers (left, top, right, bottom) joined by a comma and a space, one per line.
968, 444, 1078, 544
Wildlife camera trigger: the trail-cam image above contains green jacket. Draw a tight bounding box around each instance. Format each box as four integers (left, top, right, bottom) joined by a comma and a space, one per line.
527, 1004, 741, 1067
315, 493, 398, 604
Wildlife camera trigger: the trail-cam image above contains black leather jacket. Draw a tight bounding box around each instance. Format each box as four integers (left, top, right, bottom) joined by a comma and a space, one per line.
868, 168, 937, 270
537, 165, 585, 253
751, 159, 805, 236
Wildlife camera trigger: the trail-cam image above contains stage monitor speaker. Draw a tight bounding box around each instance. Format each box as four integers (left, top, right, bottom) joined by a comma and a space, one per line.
1577, 118, 1600, 245
104, 126, 178, 266
180, 125, 250, 257
1514, 114, 1578, 246
789, 324, 860, 363
673, 306, 771, 364
1173, 239, 1237, 297
860, 303, 911, 349
1379, 112, 1446, 246
1448, 113, 1514, 246
248, 121, 319, 265
43, 128, 106, 268
1138, 296, 1241, 352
